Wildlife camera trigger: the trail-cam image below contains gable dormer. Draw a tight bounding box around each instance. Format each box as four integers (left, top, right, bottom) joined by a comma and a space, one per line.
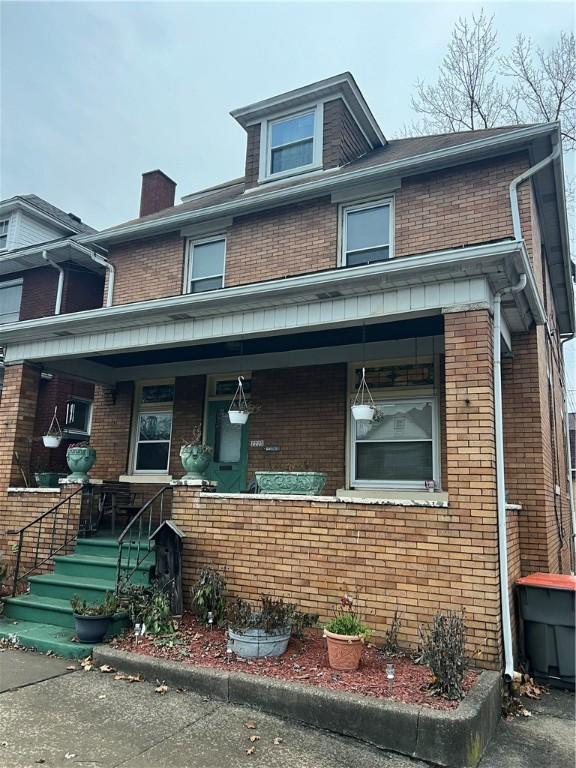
231, 72, 386, 189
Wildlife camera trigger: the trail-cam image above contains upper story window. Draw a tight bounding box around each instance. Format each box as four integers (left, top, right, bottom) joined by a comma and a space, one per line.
0, 279, 22, 324
0, 219, 9, 250
261, 106, 323, 181
342, 199, 393, 267
186, 236, 226, 294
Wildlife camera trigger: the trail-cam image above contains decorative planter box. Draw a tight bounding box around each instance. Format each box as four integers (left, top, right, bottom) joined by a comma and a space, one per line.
228, 627, 291, 658
255, 471, 327, 495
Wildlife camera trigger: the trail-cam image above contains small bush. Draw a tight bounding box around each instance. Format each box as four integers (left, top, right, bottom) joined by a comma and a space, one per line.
382, 610, 402, 655
324, 594, 370, 640
71, 592, 119, 617
419, 610, 468, 700
120, 582, 174, 636
191, 567, 226, 625
225, 595, 317, 637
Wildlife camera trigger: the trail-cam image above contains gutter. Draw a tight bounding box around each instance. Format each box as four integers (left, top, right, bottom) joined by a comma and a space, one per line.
41, 250, 64, 315
90, 252, 115, 307
0, 240, 540, 345
78, 123, 558, 246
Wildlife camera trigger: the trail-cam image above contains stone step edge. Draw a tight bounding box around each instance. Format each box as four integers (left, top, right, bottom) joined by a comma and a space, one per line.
93, 646, 501, 768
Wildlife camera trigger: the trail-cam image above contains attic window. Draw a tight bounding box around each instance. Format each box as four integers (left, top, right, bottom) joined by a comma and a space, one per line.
261, 106, 323, 181
0, 219, 9, 250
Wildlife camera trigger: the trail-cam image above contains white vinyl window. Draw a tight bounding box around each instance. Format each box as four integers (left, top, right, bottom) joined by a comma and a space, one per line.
0, 280, 22, 324
132, 382, 174, 473
342, 199, 393, 266
261, 106, 323, 180
351, 397, 439, 489
187, 236, 226, 294
64, 398, 93, 437
0, 219, 9, 250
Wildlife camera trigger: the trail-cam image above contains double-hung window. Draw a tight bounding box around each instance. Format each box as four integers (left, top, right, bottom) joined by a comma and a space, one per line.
262, 106, 322, 180
187, 236, 226, 294
352, 398, 438, 488
0, 279, 22, 324
133, 383, 174, 473
0, 219, 9, 250
342, 199, 393, 266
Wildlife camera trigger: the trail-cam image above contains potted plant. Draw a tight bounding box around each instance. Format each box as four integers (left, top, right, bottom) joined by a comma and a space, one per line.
351, 367, 376, 422
34, 471, 60, 488
227, 595, 296, 658
227, 376, 258, 424
179, 426, 213, 480
324, 595, 370, 671
66, 441, 96, 482
255, 463, 327, 495
42, 406, 63, 447
71, 592, 119, 644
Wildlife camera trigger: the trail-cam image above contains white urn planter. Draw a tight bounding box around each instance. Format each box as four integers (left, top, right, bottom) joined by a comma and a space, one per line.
351, 404, 375, 421
228, 410, 249, 425
42, 434, 62, 448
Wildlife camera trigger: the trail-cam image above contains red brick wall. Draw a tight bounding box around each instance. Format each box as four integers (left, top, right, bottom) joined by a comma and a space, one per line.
225, 198, 337, 287
0, 364, 41, 488
19, 267, 59, 320
90, 382, 134, 479
247, 365, 347, 494
106, 233, 185, 306
244, 124, 260, 189
322, 98, 372, 168
61, 267, 104, 314
106, 153, 531, 302
169, 376, 206, 479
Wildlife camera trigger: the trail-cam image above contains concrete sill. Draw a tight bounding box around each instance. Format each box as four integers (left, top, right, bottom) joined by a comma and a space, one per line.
7, 487, 61, 494
118, 475, 172, 484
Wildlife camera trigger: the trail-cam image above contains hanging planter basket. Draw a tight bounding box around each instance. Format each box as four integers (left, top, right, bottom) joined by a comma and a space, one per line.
42, 407, 63, 448
228, 376, 250, 424
351, 368, 376, 421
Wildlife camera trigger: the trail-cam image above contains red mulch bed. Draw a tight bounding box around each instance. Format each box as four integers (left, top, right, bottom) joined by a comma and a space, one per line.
111, 615, 477, 710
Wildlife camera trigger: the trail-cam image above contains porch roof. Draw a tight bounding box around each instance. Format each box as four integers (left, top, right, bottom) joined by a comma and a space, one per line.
1, 240, 544, 383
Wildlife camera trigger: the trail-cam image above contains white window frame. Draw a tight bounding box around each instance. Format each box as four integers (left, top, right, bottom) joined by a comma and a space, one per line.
350, 396, 440, 490
0, 219, 9, 250
339, 197, 395, 267
130, 380, 175, 475
259, 103, 324, 183
64, 397, 93, 437
185, 235, 226, 295
0, 278, 23, 324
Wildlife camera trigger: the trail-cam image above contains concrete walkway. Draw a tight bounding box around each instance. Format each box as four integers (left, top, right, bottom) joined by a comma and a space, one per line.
0, 648, 574, 768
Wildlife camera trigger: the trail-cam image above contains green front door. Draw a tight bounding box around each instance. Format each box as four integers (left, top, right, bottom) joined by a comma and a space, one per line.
205, 401, 249, 492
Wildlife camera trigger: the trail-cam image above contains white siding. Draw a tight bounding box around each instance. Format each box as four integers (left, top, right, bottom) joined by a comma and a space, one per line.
10, 211, 66, 249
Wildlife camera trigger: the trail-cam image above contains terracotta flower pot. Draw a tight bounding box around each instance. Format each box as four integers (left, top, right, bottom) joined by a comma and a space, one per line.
324, 629, 364, 671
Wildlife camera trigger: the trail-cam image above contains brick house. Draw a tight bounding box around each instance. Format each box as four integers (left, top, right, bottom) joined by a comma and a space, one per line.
0, 74, 574, 671
0, 194, 105, 478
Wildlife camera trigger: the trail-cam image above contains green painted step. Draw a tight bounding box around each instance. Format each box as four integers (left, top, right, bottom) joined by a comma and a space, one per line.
53, 554, 153, 585
75, 537, 155, 560
27, 573, 117, 602
0, 618, 92, 659
2, 594, 128, 633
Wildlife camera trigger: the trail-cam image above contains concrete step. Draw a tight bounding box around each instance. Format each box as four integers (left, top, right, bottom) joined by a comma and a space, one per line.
27, 573, 117, 603
0, 618, 91, 659
75, 537, 154, 560
3, 594, 128, 633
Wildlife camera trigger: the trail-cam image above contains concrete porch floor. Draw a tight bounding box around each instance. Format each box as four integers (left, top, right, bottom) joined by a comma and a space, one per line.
0, 647, 574, 768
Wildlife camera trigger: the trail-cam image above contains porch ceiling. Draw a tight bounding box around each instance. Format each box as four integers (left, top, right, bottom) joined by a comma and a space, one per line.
1, 240, 544, 383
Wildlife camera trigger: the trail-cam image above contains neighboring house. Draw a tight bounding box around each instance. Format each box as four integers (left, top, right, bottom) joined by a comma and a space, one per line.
0, 194, 105, 479
0, 73, 574, 668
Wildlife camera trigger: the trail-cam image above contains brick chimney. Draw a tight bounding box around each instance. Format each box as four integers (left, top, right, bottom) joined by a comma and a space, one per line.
139, 170, 176, 217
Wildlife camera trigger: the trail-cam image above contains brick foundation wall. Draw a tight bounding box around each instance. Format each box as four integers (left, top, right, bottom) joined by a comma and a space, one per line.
172, 486, 501, 668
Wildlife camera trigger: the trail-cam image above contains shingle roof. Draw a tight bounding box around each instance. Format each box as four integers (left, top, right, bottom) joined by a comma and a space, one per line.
96, 125, 530, 235
4, 194, 95, 234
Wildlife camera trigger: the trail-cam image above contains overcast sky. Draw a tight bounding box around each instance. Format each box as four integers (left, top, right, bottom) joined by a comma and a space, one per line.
1, 0, 574, 230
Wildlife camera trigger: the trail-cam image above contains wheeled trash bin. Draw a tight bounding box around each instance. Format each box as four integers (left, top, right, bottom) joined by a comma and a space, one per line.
516, 573, 576, 690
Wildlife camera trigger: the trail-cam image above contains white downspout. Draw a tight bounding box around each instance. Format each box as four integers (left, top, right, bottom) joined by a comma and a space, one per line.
90, 252, 115, 307
509, 143, 561, 240
498, 139, 564, 681
42, 250, 64, 315
494, 274, 526, 682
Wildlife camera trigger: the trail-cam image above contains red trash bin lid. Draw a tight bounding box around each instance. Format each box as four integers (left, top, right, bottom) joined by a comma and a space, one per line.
516, 572, 576, 592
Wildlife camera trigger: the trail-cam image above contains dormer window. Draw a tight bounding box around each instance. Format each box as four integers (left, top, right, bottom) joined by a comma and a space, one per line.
261, 106, 323, 181
0, 219, 9, 250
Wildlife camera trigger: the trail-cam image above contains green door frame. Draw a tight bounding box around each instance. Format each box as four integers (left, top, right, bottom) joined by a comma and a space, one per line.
205, 400, 249, 492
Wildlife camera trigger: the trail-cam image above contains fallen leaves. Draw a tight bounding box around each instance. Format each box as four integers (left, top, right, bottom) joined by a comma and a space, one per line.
64, 753, 76, 760
273, 737, 283, 745
249, 735, 260, 743
245, 746, 255, 755
243, 720, 257, 729
80, 657, 93, 672
66, 665, 77, 671
99, 664, 115, 674
154, 682, 169, 694
113, 672, 143, 683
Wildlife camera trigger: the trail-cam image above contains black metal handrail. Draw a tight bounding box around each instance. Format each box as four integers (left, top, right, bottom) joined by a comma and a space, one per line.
7, 485, 86, 596
115, 485, 169, 593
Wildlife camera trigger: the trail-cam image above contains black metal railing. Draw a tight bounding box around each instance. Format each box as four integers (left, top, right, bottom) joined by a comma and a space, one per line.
8, 485, 87, 596
115, 486, 170, 593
